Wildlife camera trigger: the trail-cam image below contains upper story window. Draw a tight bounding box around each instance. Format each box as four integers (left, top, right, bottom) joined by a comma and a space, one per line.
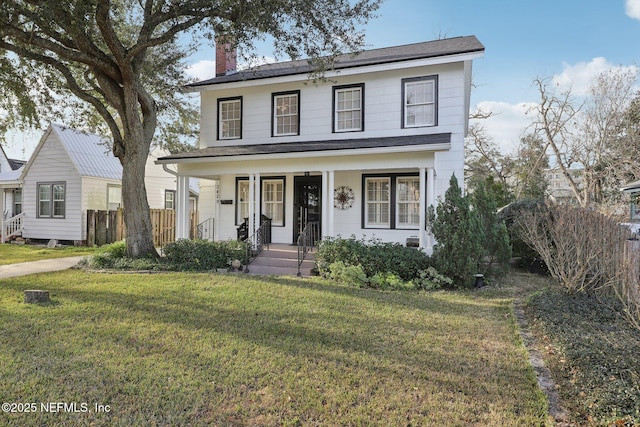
37, 182, 65, 218
333, 84, 364, 132
272, 91, 300, 136
402, 76, 437, 128
218, 97, 242, 140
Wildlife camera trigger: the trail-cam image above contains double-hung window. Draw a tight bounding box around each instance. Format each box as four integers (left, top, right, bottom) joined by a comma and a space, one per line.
396, 177, 420, 228
37, 182, 65, 218
107, 185, 122, 211
363, 174, 421, 229
13, 189, 22, 215
402, 76, 437, 128
262, 179, 284, 226
218, 97, 242, 140
365, 177, 390, 228
272, 91, 300, 136
236, 179, 250, 225
165, 190, 176, 210
333, 84, 364, 132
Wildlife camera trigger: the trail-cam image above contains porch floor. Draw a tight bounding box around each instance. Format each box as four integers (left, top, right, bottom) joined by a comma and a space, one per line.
246, 243, 316, 277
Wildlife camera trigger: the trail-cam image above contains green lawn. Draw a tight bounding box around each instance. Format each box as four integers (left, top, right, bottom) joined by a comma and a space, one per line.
0, 244, 96, 265
0, 271, 549, 426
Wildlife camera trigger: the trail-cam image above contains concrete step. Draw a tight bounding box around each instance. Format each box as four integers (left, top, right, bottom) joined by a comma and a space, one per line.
246, 243, 316, 277
246, 264, 315, 277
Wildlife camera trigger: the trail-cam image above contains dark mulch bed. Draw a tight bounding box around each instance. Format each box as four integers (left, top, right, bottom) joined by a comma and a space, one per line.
525, 287, 640, 426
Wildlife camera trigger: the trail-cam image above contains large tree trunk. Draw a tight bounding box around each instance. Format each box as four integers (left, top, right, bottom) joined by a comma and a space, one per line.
121, 139, 157, 258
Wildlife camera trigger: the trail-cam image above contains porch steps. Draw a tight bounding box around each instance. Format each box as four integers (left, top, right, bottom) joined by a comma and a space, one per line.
247, 243, 316, 277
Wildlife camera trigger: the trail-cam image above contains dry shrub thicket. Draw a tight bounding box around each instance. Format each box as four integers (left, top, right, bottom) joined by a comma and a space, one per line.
517, 204, 640, 329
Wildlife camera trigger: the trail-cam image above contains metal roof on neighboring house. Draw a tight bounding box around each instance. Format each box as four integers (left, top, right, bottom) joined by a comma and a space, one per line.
188, 35, 485, 88
50, 124, 122, 179
622, 180, 640, 192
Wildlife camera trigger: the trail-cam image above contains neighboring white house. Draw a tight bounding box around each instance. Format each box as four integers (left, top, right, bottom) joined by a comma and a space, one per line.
158, 36, 484, 252
0, 145, 26, 242
12, 124, 193, 243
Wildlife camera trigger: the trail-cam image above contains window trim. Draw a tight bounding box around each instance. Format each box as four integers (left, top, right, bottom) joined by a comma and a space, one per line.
217, 96, 243, 140
332, 83, 365, 133
271, 90, 300, 137
401, 75, 438, 129
361, 173, 421, 230
37, 182, 66, 219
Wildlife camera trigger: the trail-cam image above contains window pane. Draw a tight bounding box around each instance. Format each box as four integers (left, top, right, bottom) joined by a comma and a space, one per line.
220, 99, 241, 139
238, 181, 250, 223
53, 184, 65, 217
274, 93, 299, 136
365, 178, 390, 227
404, 78, 435, 127
335, 87, 362, 132
38, 185, 50, 217
263, 180, 284, 226
397, 177, 420, 227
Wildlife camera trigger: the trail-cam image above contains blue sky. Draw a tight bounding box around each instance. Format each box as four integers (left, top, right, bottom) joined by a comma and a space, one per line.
3, 0, 640, 159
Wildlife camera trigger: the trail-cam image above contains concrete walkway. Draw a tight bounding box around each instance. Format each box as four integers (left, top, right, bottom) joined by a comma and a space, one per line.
0, 256, 85, 279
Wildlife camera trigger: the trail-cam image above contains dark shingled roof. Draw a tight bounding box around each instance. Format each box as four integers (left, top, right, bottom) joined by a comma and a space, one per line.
189, 36, 484, 88
159, 133, 451, 162
8, 158, 26, 170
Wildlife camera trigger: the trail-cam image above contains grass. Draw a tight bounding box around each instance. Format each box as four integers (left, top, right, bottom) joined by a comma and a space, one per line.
0, 244, 96, 265
525, 286, 640, 426
0, 271, 548, 426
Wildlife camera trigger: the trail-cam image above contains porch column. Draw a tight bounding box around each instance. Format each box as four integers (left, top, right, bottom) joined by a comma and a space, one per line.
255, 172, 261, 229
328, 170, 335, 237
1, 186, 5, 243
248, 174, 255, 240
419, 167, 426, 251
426, 167, 436, 255
175, 175, 190, 240
321, 171, 329, 238
214, 179, 220, 241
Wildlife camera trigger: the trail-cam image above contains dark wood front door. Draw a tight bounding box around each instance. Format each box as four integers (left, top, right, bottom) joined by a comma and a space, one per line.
293, 176, 322, 243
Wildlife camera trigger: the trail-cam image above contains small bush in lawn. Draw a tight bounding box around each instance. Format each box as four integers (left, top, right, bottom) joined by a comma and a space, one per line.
88, 241, 128, 268
163, 239, 250, 271
368, 272, 414, 291
327, 261, 367, 287
413, 267, 453, 291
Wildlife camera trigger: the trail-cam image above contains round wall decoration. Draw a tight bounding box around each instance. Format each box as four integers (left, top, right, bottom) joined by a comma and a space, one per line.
334, 186, 355, 210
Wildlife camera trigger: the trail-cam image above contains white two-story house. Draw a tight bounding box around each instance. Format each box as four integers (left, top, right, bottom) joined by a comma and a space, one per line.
158, 36, 484, 252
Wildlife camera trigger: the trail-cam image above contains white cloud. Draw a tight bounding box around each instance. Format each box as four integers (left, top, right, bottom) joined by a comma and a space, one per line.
471, 101, 537, 155
552, 58, 639, 96
626, 0, 640, 20
185, 60, 217, 81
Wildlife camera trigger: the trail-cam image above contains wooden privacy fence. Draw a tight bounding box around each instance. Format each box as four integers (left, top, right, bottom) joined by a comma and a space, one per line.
87, 208, 198, 247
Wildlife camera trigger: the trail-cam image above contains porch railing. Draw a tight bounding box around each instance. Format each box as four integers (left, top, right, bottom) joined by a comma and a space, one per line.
197, 218, 215, 241
297, 221, 320, 277
1, 212, 25, 244
243, 219, 270, 272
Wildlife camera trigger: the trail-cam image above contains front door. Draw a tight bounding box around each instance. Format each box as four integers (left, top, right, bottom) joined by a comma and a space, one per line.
293, 176, 322, 243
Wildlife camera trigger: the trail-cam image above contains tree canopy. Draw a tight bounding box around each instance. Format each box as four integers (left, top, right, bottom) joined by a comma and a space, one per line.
0, 0, 381, 256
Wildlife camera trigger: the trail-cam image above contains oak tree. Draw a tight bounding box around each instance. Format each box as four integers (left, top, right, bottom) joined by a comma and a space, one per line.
0, 0, 381, 257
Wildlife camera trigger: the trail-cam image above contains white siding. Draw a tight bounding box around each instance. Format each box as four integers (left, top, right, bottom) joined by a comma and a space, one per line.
22, 132, 84, 241
145, 148, 177, 209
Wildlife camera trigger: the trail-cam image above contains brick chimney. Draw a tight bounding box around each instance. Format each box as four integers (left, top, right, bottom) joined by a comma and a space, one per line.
215, 36, 237, 77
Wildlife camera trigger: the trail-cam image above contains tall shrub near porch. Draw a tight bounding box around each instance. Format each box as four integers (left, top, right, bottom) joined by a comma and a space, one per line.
429, 174, 481, 288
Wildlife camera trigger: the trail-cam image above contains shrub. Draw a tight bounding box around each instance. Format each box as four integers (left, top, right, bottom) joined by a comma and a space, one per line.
162, 239, 250, 271
429, 174, 481, 288
327, 261, 368, 287
498, 198, 546, 263
316, 236, 431, 281
88, 241, 162, 270
413, 267, 453, 291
